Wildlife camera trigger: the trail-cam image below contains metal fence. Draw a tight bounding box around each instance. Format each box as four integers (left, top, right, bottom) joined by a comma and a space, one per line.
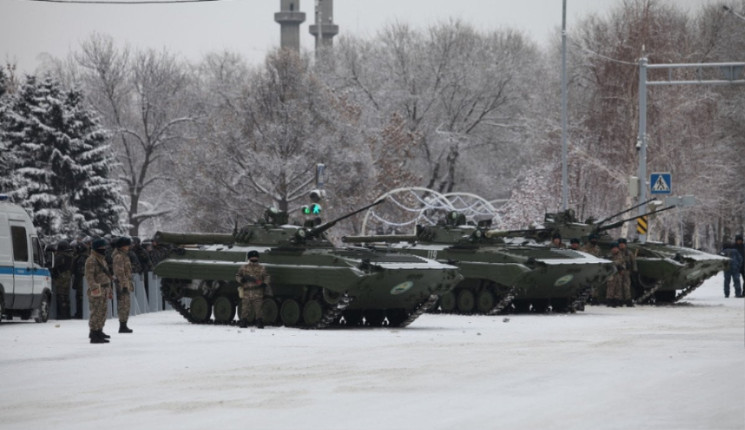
50, 273, 171, 320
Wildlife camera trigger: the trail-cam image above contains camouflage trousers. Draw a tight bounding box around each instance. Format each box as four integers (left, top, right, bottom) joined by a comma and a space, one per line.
605, 274, 623, 301
88, 294, 108, 331
239, 288, 264, 321
117, 288, 131, 323
54, 273, 72, 318
620, 272, 633, 300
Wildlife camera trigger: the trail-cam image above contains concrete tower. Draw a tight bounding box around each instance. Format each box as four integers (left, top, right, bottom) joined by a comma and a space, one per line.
275, 0, 306, 52
309, 0, 338, 50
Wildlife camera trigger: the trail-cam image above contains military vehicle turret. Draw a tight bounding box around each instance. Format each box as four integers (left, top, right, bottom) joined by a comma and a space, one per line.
152, 201, 463, 328
343, 212, 615, 314
515, 202, 729, 304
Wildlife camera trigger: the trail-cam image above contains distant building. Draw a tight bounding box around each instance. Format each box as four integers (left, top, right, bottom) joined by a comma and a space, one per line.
275, 0, 306, 52
309, 0, 339, 50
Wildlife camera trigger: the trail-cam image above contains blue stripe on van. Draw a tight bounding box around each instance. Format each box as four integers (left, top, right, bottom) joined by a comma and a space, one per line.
0, 266, 50, 276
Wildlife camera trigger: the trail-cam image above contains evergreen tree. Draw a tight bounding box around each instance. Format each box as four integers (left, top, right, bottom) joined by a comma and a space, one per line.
0, 74, 124, 238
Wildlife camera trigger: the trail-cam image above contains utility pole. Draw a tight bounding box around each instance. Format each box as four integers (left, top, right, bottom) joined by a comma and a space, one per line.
560, 0, 569, 211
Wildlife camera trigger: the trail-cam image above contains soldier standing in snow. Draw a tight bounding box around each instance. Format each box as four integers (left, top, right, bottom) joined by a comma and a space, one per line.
71, 237, 91, 319
235, 250, 270, 329
605, 242, 625, 307
617, 238, 636, 307
85, 238, 112, 344
112, 237, 134, 333
52, 239, 75, 319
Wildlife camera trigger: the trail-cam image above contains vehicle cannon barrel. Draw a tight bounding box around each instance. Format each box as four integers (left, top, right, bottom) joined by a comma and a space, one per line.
152, 231, 235, 245
342, 234, 418, 243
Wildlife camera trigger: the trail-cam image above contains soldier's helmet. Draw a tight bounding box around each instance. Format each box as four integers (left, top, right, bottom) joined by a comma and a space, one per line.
570, 238, 580, 245
552, 232, 562, 240
92, 238, 108, 252
132, 236, 141, 246
57, 239, 70, 251
618, 238, 628, 244
736, 234, 743, 242
247, 250, 260, 260
115, 236, 132, 248
610, 241, 619, 249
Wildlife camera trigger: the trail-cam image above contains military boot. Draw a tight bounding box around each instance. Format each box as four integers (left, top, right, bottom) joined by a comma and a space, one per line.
90, 330, 109, 343
99, 330, 111, 339
119, 321, 133, 333
238, 319, 248, 328
256, 318, 264, 329
625, 300, 635, 307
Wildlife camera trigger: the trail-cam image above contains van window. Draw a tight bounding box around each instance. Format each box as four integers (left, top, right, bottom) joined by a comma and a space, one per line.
11, 225, 29, 262
32, 237, 44, 266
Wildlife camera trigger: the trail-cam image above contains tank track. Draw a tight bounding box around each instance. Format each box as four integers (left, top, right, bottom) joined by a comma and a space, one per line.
487, 287, 516, 315
569, 285, 592, 312
634, 284, 661, 304
398, 294, 439, 328
161, 281, 203, 324
674, 280, 705, 302
309, 293, 353, 329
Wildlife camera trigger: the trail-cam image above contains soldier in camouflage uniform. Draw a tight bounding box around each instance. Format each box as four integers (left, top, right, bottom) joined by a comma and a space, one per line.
605, 242, 625, 308
235, 250, 270, 329
112, 237, 134, 333
71, 237, 91, 319
580, 233, 602, 257
85, 238, 112, 344
617, 238, 636, 307
52, 239, 75, 319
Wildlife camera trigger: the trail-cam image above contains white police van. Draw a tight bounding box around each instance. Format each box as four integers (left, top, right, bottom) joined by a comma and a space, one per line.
0, 195, 52, 323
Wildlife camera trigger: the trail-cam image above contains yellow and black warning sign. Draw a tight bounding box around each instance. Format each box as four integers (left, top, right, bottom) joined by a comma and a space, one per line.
636, 215, 648, 235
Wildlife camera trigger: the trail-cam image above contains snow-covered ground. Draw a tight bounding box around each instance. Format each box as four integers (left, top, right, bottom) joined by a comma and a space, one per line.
1, 274, 743, 430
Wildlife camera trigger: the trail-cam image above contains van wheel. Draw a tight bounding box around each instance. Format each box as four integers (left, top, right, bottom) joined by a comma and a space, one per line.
34, 293, 50, 323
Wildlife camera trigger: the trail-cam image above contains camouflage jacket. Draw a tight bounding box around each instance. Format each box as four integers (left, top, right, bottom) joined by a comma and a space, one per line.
113, 248, 134, 291
235, 262, 270, 289
52, 249, 75, 278
608, 251, 626, 275
85, 251, 112, 292
580, 243, 601, 257
620, 248, 638, 272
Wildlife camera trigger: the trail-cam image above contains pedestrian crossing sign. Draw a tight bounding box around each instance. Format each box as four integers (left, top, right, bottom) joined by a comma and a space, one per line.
650, 173, 672, 194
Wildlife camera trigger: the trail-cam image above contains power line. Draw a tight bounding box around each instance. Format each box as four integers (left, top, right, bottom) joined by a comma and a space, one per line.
25, 0, 224, 4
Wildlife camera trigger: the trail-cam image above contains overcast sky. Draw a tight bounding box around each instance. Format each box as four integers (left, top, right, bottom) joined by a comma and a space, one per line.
0, 0, 726, 74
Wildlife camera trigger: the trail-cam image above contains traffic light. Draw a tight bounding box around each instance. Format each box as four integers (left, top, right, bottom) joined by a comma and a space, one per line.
301, 204, 322, 215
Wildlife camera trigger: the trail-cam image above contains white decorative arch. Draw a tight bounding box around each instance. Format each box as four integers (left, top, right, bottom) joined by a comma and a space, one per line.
360, 187, 455, 235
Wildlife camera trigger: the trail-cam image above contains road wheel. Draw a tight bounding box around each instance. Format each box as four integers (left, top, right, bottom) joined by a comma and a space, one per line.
262, 298, 279, 325
302, 300, 323, 327
439, 291, 456, 312
189, 296, 211, 323
457, 290, 475, 314
476, 290, 495, 314
213, 296, 235, 324
280, 299, 301, 326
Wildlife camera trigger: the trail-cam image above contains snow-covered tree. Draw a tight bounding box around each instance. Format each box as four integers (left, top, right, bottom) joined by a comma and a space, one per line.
71, 34, 198, 236
0, 74, 123, 239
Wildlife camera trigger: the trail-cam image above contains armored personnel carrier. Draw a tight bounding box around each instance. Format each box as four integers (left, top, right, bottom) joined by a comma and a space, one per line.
520, 203, 729, 304
152, 201, 463, 328
343, 212, 615, 314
